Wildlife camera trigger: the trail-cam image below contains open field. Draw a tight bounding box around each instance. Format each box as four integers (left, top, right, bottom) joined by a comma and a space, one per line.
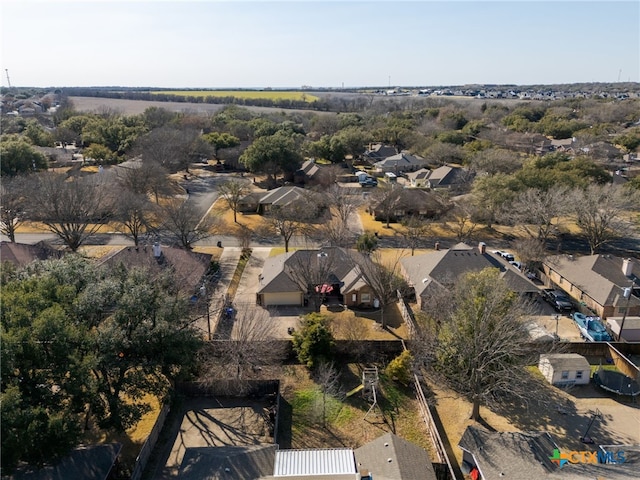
151, 90, 319, 102
69, 96, 335, 116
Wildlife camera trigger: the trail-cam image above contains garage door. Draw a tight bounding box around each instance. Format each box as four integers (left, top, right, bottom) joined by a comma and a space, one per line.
263, 292, 303, 306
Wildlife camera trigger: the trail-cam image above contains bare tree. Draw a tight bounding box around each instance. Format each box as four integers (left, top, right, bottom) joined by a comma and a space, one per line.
217, 179, 251, 223
442, 202, 481, 243
134, 126, 209, 174
325, 184, 363, 230
401, 215, 430, 255
201, 307, 285, 386
313, 362, 343, 428
359, 251, 405, 328
570, 184, 638, 254
419, 268, 540, 421
313, 216, 358, 248
161, 198, 218, 249
114, 189, 156, 246
265, 201, 318, 252
0, 176, 28, 242
25, 172, 113, 251
502, 187, 571, 244
371, 185, 403, 228
116, 159, 174, 204
512, 237, 548, 273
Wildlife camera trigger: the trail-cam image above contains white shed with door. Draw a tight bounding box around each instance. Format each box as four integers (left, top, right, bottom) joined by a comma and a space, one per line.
538, 353, 591, 386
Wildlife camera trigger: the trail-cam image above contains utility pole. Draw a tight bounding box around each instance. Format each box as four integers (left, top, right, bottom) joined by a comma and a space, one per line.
5, 69, 11, 89
617, 281, 635, 342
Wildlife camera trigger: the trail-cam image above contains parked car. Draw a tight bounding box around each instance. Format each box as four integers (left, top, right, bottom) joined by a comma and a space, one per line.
360, 177, 378, 187
509, 260, 522, 271
541, 289, 573, 312
501, 252, 515, 262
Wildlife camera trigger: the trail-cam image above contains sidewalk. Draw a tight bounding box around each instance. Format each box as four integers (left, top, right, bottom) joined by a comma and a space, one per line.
203, 247, 242, 339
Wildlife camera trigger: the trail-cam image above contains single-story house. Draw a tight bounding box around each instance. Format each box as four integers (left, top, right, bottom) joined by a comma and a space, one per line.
178, 433, 437, 480
9, 443, 122, 480
99, 244, 213, 296
459, 425, 637, 479
405, 168, 431, 188
256, 247, 373, 308
400, 243, 539, 311
368, 189, 448, 223
362, 143, 398, 163
238, 186, 324, 215
179, 445, 277, 480
406, 165, 473, 191
354, 432, 438, 480
606, 316, 640, 342
538, 353, 591, 386
0, 241, 63, 268
294, 159, 328, 185
424, 165, 473, 190
542, 255, 640, 319
373, 152, 428, 173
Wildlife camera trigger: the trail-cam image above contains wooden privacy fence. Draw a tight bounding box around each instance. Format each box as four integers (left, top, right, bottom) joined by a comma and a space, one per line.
413, 374, 459, 480
397, 290, 418, 338
130, 403, 170, 480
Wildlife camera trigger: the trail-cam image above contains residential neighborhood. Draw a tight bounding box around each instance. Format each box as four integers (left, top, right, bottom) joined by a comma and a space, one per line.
2, 80, 640, 480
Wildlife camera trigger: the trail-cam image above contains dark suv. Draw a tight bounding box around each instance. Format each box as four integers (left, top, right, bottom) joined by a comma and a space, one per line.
542, 289, 573, 312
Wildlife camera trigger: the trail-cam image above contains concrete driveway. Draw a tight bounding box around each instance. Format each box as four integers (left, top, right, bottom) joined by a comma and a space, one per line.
231, 247, 303, 339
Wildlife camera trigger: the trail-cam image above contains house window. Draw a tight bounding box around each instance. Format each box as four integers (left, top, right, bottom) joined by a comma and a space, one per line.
352, 294, 357, 303
561, 371, 569, 380
361, 293, 371, 303
576, 371, 583, 379
619, 306, 627, 315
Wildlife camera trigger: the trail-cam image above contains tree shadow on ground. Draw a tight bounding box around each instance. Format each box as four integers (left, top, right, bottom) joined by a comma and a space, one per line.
487, 379, 637, 450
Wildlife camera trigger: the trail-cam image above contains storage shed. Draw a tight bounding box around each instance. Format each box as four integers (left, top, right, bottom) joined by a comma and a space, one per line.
538, 354, 591, 386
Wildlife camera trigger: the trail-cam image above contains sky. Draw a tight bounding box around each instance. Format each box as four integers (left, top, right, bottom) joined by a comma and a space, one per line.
1, 0, 639, 88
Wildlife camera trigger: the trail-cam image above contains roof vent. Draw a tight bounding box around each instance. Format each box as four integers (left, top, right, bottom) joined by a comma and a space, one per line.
422, 278, 429, 284
387, 458, 393, 463
384, 442, 389, 447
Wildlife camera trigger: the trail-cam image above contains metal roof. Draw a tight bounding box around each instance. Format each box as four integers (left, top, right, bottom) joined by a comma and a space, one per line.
273, 448, 356, 476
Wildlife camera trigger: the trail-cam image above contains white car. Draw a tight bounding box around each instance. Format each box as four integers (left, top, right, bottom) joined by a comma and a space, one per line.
509, 261, 522, 271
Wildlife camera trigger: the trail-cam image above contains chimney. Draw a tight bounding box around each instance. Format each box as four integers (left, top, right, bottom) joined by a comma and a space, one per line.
435, 242, 440, 251
622, 258, 633, 276
153, 242, 162, 258
478, 242, 486, 254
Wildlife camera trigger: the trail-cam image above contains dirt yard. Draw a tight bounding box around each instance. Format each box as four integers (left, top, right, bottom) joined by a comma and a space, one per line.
149, 397, 274, 480
427, 378, 640, 470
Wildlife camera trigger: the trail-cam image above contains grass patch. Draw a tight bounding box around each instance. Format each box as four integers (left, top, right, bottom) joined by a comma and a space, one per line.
281, 364, 436, 456
151, 90, 319, 102
226, 249, 251, 301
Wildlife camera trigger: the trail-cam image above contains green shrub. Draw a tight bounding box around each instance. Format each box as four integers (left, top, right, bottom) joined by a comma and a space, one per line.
385, 350, 414, 385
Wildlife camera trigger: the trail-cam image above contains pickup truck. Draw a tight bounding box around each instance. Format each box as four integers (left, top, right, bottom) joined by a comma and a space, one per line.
359, 177, 378, 187
541, 288, 573, 312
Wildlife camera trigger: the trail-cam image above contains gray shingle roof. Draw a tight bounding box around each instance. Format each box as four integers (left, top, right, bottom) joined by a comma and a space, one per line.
401, 244, 537, 300
373, 153, 427, 169
354, 433, 437, 480
179, 445, 277, 480
544, 254, 639, 308
459, 426, 639, 480
10, 443, 121, 480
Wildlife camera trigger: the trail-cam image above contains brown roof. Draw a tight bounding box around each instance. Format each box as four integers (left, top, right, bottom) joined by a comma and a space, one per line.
99, 245, 212, 294
0, 241, 62, 267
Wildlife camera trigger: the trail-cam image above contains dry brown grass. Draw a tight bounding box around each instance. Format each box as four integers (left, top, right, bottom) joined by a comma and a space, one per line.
328, 305, 408, 340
